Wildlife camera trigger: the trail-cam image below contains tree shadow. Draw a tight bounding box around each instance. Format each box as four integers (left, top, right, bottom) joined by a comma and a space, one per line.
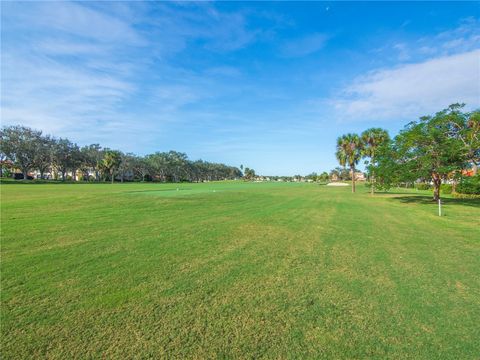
390, 195, 480, 208
126, 188, 192, 193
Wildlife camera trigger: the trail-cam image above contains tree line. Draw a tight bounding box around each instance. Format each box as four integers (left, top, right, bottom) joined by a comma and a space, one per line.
335, 103, 479, 200
0, 125, 242, 183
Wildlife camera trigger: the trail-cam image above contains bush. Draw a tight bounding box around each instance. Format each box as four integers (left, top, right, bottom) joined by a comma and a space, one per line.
452, 192, 480, 199
440, 184, 452, 194
456, 175, 480, 195
415, 183, 431, 190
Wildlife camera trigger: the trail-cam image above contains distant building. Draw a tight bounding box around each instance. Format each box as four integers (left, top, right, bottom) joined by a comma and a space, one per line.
351, 171, 365, 181
462, 168, 475, 177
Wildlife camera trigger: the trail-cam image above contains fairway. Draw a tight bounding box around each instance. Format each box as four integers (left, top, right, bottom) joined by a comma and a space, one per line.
1, 182, 479, 359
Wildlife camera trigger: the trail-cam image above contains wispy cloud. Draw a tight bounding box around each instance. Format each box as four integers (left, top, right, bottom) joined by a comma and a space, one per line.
3, 1, 145, 46
0, 1, 276, 150
374, 17, 480, 64
281, 33, 330, 57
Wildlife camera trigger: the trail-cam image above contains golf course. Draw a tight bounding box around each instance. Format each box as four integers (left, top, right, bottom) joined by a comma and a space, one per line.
1, 181, 479, 359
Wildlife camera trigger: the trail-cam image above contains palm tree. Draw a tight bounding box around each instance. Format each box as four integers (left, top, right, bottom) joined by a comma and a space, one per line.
336, 133, 363, 193
361, 128, 389, 194
102, 150, 122, 184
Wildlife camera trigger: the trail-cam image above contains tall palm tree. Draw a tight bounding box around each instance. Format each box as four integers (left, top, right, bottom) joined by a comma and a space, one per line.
361, 128, 389, 194
102, 150, 122, 184
336, 133, 363, 193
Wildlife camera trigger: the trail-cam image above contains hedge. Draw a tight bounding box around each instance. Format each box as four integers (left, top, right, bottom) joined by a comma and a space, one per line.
456, 175, 480, 195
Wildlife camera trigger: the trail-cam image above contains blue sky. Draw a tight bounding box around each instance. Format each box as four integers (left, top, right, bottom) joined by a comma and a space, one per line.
1, 1, 479, 175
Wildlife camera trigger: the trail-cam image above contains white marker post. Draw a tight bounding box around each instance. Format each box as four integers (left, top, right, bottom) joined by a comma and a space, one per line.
438, 198, 442, 217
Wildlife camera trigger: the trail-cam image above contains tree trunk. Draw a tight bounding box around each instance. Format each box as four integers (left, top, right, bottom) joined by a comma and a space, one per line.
111, 170, 114, 184
72, 169, 77, 181
22, 168, 29, 181
351, 165, 356, 193
40, 170, 44, 180
371, 152, 375, 195
370, 170, 374, 195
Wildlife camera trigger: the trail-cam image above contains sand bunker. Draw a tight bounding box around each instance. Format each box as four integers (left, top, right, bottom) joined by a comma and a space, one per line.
326, 182, 349, 186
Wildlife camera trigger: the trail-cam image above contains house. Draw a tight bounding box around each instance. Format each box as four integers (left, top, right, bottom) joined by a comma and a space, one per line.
348, 171, 365, 181
354, 172, 366, 181
462, 168, 476, 177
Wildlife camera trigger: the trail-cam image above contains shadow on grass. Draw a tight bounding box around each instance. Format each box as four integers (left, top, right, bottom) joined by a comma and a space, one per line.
125, 188, 192, 193
0, 179, 77, 185
389, 195, 480, 208
0, 180, 122, 185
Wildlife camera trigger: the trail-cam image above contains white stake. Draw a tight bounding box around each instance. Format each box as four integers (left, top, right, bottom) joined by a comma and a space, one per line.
438, 198, 442, 217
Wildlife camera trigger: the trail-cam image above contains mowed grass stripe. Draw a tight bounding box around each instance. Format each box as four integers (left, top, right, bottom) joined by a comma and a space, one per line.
1, 182, 479, 358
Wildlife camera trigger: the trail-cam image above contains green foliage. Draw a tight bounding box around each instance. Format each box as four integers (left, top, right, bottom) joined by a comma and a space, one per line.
415, 183, 431, 190
2, 168, 12, 178
243, 167, 256, 180
0, 125, 43, 177
370, 140, 401, 191
336, 133, 363, 192
1, 125, 242, 183
101, 150, 122, 183
329, 167, 350, 181
440, 184, 452, 194
452, 192, 480, 199
336, 133, 363, 169
53, 138, 80, 180
361, 128, 390, 193
318, 171, 329, 183
446, 105, 479, 171
361, 128, 390, 159
373, 105, 469, 200
456, 175, 480, 195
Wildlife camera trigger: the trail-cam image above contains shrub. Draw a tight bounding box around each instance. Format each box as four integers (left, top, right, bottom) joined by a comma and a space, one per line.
415, 183, 431, 190
440, 184, 452, 194
452, 192, 480, 199
456, 175, 480, 195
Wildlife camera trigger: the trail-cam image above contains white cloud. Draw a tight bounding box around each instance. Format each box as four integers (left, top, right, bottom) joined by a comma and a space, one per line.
331, 50, 480, 121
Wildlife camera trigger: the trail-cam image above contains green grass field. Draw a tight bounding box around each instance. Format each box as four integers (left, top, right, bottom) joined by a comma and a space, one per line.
1, 181, 479, 359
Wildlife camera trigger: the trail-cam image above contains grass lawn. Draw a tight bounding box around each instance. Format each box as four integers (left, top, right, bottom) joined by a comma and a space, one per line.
1, 181, 479, 359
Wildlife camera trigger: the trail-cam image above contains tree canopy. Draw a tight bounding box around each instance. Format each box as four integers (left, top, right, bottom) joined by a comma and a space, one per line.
335, 104, 478, 200
0, 125, 242, 183
336, 133, 363, 192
